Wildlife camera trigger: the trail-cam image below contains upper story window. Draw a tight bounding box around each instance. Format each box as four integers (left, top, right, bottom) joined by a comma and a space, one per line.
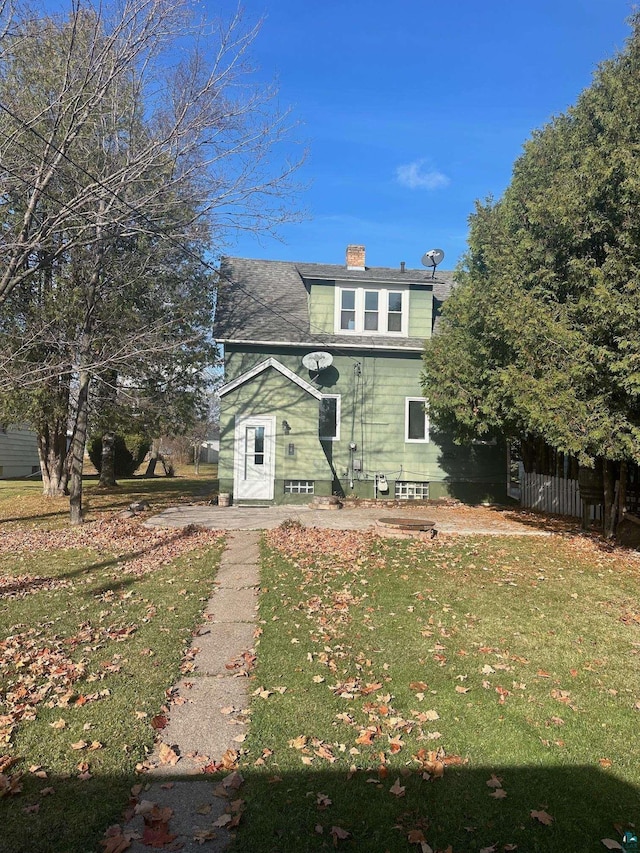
336, 286, 408, 336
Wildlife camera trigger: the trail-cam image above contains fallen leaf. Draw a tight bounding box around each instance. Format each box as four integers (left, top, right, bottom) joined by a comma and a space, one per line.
531, 809, 554, 826
100, 825, 133, 853
158, 743, 180, 766
193, 827, 216, 845
316, 792, 332, 809
330, 825, 350, 845
389, 777, 406, 797
221, 771, 244, 790
601, 841, 623, 850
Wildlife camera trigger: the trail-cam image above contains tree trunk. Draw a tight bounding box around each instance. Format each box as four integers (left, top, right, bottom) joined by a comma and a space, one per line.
603, 459, 616, 536
68, 363, 91, 525
98, 432, 117, 487
144, 438, 161, 477
193, 443, 200, 475
37, 422, 69, 496
618, 460, 628, 526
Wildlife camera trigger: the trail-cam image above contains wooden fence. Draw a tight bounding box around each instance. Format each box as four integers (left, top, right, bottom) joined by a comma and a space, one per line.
520, 472, 602, 519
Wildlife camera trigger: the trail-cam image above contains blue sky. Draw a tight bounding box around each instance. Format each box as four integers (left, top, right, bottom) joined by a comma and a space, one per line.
211, 0, 635, 271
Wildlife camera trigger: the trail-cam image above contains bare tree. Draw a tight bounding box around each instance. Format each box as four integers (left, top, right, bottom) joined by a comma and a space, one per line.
0, 0, 303, 522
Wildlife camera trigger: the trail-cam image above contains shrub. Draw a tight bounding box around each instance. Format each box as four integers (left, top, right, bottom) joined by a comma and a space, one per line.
88, 433, 151, 477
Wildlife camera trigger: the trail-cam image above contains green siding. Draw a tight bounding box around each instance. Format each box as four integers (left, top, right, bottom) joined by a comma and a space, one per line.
219, 346, 507, 504
308, 280, 335, 335
407, 286, 433, 338
307, 280, 433, 340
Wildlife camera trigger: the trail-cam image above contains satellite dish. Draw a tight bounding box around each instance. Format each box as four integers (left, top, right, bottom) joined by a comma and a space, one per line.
302, 351, 333, 372
421, 248, 445, 279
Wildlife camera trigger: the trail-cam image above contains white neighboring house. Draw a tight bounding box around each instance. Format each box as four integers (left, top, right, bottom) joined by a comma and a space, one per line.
0, 426, 40, 479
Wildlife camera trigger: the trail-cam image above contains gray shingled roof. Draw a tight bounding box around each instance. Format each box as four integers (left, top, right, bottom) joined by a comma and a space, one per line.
215, 257, 455, 349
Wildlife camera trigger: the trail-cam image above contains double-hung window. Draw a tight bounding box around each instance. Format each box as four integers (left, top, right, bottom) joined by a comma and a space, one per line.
405, 397, 429, 443
337, 287, 407, 336
340, 290, 356, 330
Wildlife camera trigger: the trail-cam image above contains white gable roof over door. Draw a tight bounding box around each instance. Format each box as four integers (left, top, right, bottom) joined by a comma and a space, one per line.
218, 357, 323, 400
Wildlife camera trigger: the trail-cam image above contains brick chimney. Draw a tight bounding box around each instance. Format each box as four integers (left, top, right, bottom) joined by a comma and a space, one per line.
346, 244, 365, 270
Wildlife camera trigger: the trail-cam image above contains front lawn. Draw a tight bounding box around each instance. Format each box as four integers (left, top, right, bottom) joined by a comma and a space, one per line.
0, 476, 224, 853
236, 525, 640, 852
0, 463, 218, 529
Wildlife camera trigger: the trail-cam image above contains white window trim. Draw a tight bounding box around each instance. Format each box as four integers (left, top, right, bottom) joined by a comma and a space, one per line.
405, 397, 429, 443
319, 394, 341, 441
335, 286, 409, 337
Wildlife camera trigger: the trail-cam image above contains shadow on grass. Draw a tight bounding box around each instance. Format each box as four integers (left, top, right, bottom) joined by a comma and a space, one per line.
0, 763, 637, 853
0, 528, 210, 599
230, 763, 637, 852
0, 474, 217, 526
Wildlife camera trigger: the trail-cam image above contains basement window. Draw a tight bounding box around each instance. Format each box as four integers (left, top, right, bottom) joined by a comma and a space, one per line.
395, 481, 430, 500
284, 480, 315, 494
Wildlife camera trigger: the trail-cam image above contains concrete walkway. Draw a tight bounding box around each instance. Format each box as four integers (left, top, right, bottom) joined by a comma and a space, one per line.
145, 502, 553, 536
121, 531, 260, 852
118, 503, 551, 851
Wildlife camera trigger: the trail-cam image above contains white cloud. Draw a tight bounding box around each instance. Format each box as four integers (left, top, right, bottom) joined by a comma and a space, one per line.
395, 159, 450, 190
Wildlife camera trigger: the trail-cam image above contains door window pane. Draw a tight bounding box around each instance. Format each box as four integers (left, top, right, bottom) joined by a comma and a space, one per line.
248, 425, 265, 465
319, 397, 338, 439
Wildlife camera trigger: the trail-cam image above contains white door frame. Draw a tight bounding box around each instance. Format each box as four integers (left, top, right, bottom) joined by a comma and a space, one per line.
233, 414, 276, 500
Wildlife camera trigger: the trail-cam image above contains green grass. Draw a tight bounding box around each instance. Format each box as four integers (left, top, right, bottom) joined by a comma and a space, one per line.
0, 462, 218, 529
234, 526, 640, 853
0, 474, 224, 853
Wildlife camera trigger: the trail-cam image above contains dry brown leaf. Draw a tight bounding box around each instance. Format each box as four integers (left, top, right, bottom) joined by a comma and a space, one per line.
100, 825, 133, 853
158, 743, 180, 766
389, 777, 406, 797
601, 841, 623, 850
531, 809, 554, 826
221, 771, 244, 790
330, 825, 350, 845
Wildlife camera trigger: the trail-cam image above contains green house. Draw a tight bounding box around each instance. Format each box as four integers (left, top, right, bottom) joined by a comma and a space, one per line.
214, 245, 506, 505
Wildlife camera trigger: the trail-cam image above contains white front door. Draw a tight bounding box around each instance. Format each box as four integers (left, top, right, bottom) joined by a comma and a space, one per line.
233, 415, 276, 500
